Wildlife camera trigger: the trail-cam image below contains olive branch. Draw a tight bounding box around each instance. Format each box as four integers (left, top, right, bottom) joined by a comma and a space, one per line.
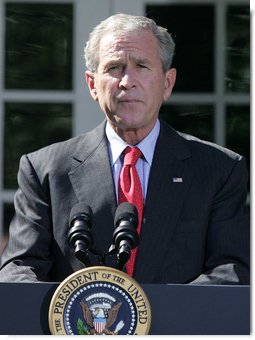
76, 318, 90, 335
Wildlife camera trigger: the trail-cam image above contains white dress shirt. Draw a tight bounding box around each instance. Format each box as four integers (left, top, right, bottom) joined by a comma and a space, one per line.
106, 119, 160, 202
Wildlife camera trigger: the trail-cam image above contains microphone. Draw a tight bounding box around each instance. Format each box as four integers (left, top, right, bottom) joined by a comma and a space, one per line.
68, 203, 94, 266
112, 202, 139, 270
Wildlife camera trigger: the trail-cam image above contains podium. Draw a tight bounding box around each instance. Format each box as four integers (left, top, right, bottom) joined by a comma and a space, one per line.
0, 282, 249, 335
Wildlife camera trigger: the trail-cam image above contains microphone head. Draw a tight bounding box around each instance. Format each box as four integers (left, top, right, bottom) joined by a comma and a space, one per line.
114, 202, 138, 229
69, 202, 92, 227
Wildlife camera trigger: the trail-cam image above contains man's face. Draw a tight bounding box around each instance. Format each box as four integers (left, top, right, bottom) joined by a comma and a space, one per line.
86, 30, 176, 136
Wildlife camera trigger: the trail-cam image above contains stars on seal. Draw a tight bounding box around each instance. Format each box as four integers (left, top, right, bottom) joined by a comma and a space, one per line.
64, 282, 137, 335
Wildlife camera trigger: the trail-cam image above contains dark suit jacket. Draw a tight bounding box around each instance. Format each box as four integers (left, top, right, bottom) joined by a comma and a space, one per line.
0, 120, 250, 284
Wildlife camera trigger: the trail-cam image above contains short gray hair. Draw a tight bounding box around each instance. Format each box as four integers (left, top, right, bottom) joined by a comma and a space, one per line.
84, 13, 175, 73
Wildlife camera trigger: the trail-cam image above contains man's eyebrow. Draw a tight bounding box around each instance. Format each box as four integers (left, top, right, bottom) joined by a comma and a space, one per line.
103, 58, 124, 67
103, 56, 151, 69
130, 56, 151, 64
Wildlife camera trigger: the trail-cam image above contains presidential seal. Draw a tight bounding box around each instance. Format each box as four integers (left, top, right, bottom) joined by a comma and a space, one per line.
48, 266, 151, 335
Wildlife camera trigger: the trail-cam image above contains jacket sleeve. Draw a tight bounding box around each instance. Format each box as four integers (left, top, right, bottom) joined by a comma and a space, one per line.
0, 154, 53, 282
190, 157, 250, 285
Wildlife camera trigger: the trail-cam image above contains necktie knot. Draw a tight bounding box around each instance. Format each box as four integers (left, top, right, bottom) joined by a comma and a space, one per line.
123, 147, 142, 166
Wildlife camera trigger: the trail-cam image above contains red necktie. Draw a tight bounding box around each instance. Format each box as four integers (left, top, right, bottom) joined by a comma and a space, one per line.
118, 147, 144, 276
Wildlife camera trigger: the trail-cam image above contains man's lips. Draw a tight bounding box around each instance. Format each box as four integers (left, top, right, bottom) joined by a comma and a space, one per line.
117, 98, 142, 103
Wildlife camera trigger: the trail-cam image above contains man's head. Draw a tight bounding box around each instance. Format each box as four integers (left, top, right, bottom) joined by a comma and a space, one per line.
84, 13, 175, 74
84, 14, 176, 144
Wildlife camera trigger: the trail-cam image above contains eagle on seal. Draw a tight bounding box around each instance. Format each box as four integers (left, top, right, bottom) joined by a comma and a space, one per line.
80, 300, 123, 335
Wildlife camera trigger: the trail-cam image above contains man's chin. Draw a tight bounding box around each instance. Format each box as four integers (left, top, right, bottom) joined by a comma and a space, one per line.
111, 114, 144, 130
114, 121, 142, 132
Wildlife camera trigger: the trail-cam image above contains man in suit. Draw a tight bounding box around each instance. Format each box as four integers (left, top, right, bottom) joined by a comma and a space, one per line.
0, 14, 249, 284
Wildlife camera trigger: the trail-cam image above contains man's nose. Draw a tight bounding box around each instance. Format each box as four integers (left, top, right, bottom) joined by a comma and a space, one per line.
119, 69, 136, 90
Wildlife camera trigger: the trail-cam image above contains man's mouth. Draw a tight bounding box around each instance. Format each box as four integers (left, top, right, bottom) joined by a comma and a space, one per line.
118, 98, 141, 103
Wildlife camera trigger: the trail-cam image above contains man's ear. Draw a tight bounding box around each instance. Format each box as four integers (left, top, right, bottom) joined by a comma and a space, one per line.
85, 71, 98, 101
163, 68, 176, 102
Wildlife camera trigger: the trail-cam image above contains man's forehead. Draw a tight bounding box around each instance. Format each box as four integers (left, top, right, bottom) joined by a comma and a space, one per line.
98, 31, 158, 59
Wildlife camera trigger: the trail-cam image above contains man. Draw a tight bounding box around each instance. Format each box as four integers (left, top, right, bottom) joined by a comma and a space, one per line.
0, 14, 249, 284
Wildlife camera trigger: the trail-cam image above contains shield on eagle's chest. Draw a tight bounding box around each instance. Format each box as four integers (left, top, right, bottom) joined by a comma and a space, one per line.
93, 318, 107, 334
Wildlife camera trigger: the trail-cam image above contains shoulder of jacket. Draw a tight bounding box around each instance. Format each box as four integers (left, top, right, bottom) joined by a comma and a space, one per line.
176, 130, 243, 162
23, 121, 106, 173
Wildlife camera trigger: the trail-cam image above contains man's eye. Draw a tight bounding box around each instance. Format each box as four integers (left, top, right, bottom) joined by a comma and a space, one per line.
138, 64, 148, 69
108, 65, 121, 71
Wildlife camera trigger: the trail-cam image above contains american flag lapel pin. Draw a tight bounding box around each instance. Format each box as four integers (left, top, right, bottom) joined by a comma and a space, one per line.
173, 177, 183, 183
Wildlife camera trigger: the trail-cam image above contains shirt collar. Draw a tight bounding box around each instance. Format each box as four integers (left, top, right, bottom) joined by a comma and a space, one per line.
106, 119, 160, 166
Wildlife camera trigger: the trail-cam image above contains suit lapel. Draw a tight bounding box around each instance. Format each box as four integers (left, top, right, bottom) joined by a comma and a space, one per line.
68, 122, 117, 256
135, 122, 193, 280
